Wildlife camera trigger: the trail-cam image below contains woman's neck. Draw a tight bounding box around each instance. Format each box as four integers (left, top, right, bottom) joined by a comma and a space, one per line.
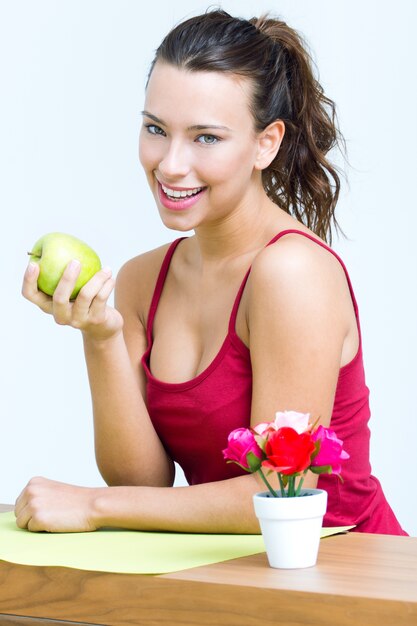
191, 196, 284, 267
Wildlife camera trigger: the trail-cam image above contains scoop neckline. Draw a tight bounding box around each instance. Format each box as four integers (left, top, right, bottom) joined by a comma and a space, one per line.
141, 228, 362, 390
142, 329, 250, 391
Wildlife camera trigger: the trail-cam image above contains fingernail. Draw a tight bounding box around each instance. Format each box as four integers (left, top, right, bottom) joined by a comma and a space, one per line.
27, 262, 37, 275
69, 259, 81, 271
101, 266, 112, 276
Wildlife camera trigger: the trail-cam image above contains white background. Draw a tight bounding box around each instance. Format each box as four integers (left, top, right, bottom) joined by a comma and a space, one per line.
1, 0, 416, 535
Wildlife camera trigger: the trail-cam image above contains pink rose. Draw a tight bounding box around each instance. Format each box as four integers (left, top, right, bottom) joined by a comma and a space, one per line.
253, 422, 275, 436
222, 428, 263, 471
274, 411, 311, 434
311, 425, 350, 475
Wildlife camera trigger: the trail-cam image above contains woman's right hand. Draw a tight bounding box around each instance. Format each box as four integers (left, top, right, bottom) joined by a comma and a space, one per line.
22, 260, 124, 342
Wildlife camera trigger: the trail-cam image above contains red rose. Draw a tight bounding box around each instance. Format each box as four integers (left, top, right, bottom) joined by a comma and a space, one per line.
262, 427, 316, 475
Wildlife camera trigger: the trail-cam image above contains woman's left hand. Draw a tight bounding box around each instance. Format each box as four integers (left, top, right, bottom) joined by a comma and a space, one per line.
14, 476, 102, 532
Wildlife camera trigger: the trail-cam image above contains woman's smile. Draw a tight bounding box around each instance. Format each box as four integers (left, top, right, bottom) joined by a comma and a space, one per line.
157, 181, 207, 211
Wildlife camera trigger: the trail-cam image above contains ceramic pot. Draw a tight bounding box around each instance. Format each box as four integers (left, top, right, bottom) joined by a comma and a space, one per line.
253, 488, 328, 569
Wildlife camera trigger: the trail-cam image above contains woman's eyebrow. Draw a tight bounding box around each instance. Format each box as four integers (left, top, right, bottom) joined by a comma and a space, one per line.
141, 110, 232, 132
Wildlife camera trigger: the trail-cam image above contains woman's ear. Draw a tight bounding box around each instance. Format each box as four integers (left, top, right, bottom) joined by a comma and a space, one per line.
254, 120, 285, 170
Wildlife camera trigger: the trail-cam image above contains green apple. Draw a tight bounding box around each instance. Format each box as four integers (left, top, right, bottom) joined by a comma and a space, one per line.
27, 232, 102, 300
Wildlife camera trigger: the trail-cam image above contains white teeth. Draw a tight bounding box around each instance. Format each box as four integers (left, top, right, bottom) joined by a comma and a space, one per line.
161, 184, 203, 198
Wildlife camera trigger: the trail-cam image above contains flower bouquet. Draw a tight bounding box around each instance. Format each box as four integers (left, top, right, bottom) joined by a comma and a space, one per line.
223, 411, 349, 568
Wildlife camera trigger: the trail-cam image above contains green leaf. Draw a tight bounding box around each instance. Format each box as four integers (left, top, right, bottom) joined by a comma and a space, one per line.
310, 440, 321, 461
310, 415, 321, 431
253, 434, 267, 452
310, 464, 332, 475
225, 460, 251, 473
247, 451, 262, 472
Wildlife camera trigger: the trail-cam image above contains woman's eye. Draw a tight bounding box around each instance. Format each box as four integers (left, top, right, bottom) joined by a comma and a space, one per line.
145, 124, 165, 136
196, 134, 219, 145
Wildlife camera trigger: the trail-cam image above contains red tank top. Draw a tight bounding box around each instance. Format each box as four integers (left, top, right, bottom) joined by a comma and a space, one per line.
141, 229, 407, 535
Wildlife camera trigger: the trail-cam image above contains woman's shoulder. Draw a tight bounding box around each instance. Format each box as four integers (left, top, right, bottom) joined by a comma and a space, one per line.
249, 226, 351, 309
246, 227, 356, 362
117, 241, 173, 282
255, 227, 346, 281
114, 240, 177, 323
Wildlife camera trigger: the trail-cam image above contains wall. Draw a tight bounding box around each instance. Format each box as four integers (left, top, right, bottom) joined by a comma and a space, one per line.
1, 0, 415, 534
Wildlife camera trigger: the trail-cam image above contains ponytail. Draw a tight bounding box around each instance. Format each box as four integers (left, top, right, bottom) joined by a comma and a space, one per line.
151, 9, 347, 244
249, 16, 346, 244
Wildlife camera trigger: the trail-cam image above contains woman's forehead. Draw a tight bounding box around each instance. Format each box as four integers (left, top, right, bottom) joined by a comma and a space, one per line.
144, 62, 254, 129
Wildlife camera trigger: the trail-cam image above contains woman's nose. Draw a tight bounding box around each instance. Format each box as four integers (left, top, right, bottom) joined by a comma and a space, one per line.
158, 140, 190, 180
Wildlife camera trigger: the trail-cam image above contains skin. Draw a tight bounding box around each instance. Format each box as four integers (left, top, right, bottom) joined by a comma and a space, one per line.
17, 61, 359, 533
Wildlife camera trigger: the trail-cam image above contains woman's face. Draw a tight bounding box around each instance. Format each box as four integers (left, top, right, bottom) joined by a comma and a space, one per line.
139, 61, 264, 232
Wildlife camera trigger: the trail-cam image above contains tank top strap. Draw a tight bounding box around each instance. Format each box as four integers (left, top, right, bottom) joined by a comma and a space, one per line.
228, 228, 360, 333
146, 237, 187, 342
228, 267, 252, 333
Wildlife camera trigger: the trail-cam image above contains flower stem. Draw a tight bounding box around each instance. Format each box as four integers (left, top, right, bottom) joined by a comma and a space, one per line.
288, 475, 295, 497
295, 476, 305, 497
257, 469, 277, 497
277, 473, 286, 498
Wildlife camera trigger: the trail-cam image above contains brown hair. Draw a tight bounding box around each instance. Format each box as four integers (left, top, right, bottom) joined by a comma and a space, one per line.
148, 9, 346, 244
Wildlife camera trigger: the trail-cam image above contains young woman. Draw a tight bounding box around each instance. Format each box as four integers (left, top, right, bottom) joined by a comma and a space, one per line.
17, 9, 406, 535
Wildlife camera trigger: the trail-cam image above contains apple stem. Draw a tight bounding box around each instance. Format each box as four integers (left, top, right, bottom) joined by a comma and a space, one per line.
27, 251, 41, 257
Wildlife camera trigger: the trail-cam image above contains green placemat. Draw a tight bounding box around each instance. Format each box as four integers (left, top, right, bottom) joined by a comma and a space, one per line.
0, 511, 354, 574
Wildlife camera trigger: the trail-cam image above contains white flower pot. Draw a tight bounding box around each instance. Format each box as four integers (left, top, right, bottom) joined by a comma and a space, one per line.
253, 488, 328, 569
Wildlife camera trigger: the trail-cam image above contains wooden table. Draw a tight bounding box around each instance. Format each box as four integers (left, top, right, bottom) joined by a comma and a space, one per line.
0, 504, 415, 626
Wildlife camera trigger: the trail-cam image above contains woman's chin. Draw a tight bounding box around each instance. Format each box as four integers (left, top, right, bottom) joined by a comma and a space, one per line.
157, 212, 196, 233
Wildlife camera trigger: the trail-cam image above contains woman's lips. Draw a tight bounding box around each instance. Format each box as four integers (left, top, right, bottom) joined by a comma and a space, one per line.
157, 181, 206, 211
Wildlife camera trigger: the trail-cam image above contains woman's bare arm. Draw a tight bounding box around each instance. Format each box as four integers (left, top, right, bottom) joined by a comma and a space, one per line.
16, 235, 354, 533
84, 248, 175, 487
22, 245, 175, 488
